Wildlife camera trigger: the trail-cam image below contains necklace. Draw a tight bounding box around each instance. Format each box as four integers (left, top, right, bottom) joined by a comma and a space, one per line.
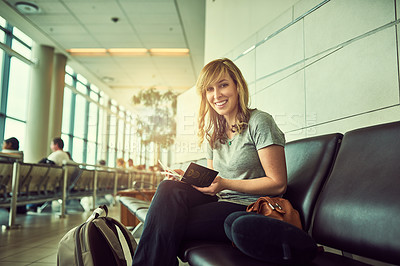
228, 130, 236, 146
227, 123, 237, 145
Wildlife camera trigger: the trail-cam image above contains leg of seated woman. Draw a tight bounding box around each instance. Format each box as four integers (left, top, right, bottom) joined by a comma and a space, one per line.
132, 180, 218, 266
184, 201, 247, 242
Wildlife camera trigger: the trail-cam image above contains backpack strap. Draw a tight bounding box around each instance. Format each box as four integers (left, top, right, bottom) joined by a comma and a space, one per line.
74, 223, 86, 266
106, 217, 137, 254
92, 219, 127, 266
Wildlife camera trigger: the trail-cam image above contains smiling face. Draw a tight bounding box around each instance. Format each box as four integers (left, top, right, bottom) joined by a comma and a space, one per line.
206, 73, 239, 121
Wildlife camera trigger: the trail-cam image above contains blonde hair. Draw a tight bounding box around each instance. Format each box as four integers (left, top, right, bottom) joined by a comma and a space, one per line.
197, 58, 251, 149
116, 158, 126, 168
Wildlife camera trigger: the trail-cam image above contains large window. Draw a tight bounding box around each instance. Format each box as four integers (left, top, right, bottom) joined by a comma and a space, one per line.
73, 94, 86, 138
4, 118, 26, 148
7, 57, 30, 121
0, 16, 32, 150
117, 112, 125, 159
108, 113, 117, 166
61, 69, 103, 165
1, 16, 142, 167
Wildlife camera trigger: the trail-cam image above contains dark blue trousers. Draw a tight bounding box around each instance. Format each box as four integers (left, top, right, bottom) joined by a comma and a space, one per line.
132, 180, 247, 266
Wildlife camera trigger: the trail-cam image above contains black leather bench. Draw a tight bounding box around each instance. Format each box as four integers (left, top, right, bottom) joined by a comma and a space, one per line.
120, 121, 400, 265
119, 196, 150, 223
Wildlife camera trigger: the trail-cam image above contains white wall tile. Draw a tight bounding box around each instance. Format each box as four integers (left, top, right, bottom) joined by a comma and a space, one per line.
305, 27, 398, 123
397, 0, 400, 94
285, 129, 308, 142
293, 0, 328, 19
231, 33, 257, 60
188, 0, 400, 167
234, 40, 257, 84
256, 8, 293, 43
304, 0, 395, 57
308, 105, 400, 136
255, 20, 304, 83
256, 62, 305, 93
204, 0, 301, 62
397, 0, 400, 19
248, 83, 256, 106
254, 70, 306, 134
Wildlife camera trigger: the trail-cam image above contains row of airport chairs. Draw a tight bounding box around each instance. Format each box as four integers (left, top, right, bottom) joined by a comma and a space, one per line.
0, 154, 163, 229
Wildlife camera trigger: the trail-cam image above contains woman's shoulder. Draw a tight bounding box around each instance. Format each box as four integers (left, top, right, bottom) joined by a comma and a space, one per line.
249, 109, 275, 124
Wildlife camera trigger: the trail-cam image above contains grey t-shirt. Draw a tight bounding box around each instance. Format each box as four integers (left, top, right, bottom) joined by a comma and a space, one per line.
207, 109, 285, 205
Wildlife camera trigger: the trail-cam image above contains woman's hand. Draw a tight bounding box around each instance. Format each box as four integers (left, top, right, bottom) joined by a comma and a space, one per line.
164, 169, 184, 181
192, 176, 225, 196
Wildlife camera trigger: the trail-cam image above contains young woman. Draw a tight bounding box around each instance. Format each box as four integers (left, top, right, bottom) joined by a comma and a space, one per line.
132, 58, 287, 266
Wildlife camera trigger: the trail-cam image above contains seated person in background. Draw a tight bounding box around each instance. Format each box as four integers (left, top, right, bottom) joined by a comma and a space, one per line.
65, 151, 72, 161
127, 158, 135, 169
116, 158, 126, 168
0, 137, 24, 162
47, 137, 69, 166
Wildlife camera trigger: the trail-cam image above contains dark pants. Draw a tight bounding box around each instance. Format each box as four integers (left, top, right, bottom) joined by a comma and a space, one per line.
132, 180, 247, 266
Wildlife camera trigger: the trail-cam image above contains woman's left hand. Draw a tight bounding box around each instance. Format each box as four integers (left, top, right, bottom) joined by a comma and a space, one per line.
193, 176, 225, 196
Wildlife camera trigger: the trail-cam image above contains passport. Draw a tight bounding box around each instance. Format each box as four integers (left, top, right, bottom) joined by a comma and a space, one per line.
182, 162, 219, 187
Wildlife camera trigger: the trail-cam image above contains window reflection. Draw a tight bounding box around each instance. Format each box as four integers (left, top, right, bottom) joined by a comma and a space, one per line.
7, 57, 30, 121
108, 149, 115, 167
0, 30, 5, 44
88, 102, 98, 142
86, 141, 96, 165
62, 88, 72, 133
72, 137, 84, 163
61, 134, 69, 153
0, 16, 6, 27
4, 118, 26, 150
65, 74, 73, 86
117, 118, 124, 151
73, 94, 86, 138
11, 40, 31, 59
76, 82, 87, 94
0, 50, 3, 103
108, 114, 117, 166
12, 27, 32, 47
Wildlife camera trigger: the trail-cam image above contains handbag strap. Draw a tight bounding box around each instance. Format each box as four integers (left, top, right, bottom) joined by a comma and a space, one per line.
247, 197, 286, 214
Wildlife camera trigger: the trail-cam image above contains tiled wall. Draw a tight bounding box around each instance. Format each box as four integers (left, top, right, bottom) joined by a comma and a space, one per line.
173, 0, 400, 163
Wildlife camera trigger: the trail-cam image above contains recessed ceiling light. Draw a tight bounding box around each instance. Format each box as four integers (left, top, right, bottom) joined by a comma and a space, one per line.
108, 48, 148, 56
67, 48, 189, 57
15, 1, 40, 14
149, 48, 189, 56
102, 76, 114, 83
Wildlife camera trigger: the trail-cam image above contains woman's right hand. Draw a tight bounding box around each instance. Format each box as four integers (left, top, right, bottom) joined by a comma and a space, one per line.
164, 169, 184, 181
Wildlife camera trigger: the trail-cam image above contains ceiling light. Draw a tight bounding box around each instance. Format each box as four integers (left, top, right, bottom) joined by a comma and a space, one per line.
67, 48, 107, 56
149, 48, 189, 56
108, 48, 148, 56
67, 48, 190, 57
102, 76, 114, 83
15, 1, 40, 14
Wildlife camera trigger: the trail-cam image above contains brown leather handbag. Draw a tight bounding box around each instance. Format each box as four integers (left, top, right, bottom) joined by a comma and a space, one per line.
246, 196, 303, 230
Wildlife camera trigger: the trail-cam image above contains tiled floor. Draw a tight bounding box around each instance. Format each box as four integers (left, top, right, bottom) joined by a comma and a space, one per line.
0, 198, 189, 266
0, 198, 122, 266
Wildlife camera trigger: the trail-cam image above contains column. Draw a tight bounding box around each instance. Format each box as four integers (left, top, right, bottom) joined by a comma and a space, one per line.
48, 53, 67, 152
24, 44, 54, 163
